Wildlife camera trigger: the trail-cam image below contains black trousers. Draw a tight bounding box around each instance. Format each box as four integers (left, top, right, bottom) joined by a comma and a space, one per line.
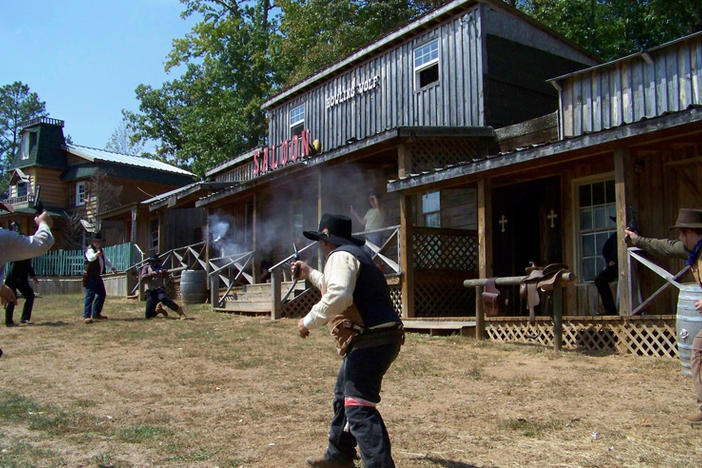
594, 263, 618, 315
325, 341, 401, 468
145, 287, 179, 319
5, 276, 35, 324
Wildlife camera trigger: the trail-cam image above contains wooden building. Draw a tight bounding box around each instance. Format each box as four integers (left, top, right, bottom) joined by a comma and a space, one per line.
1, 117, 195, 252
195, 0, 597, 317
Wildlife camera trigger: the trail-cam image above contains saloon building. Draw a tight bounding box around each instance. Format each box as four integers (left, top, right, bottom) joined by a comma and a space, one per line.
192, 0, 598, 319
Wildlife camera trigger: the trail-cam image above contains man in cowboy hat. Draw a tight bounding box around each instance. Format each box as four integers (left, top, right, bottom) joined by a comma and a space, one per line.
82, 232, 116, 324
626, 208, 702, 423
292, 214, 403, 468
4, 222, 40, 326
0, 202, 54, 357
140, 254, 186, 320
594, 218, 619, 315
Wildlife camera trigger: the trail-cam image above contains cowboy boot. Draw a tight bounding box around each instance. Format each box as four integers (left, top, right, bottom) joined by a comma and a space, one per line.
177, 305, 187, 320
155, 304, 168, 317
305, 457, 355, 468
685, 411, 702, 424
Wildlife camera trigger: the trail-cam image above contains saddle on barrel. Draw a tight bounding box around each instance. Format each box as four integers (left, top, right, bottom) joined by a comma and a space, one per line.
519, 263, 569, 324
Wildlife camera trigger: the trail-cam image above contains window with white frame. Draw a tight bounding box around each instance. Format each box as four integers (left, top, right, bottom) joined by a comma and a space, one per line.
421, 191, 441, 227
150, 219, 159, 251
75, 181, 86, 206
414, 38, 439, 89
290, 104, 305, 138
578, 179, 616, 282
16, 182, 28, 198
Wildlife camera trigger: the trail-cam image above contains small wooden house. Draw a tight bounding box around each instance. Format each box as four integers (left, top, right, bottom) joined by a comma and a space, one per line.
1, 117, 195, 252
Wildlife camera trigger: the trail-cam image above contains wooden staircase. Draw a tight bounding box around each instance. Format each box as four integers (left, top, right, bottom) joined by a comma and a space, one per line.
213, 281, 305, 316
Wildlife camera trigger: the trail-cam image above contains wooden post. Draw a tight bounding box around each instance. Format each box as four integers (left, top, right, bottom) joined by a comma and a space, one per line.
316, 168, 324, 271
205, 212, 212, 310
476, 178, 491, 339
614, 148, 632, 315
252, 193, 259, 283
158, 210, 167, 254
552, 287, 563, 351
271, 268, 282, 320
210, 274, 219, 310
400, 194, 414, 318
398, 143, 411, 178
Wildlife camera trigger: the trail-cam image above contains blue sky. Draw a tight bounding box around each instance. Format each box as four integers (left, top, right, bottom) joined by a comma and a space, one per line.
0, 0, 197, 150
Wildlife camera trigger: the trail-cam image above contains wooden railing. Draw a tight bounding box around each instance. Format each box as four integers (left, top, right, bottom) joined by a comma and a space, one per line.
627, 246, 687, 315
126, 241, 207, 296
357, 225, 401, 274
208, 250, 255, 308
268, 242, 319, 319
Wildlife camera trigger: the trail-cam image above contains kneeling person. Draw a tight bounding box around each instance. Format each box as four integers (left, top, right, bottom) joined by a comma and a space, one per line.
140, 255, 186, 320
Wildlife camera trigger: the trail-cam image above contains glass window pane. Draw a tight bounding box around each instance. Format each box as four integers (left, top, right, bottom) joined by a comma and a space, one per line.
290, 105, 304, 125
579, 184, 591, 207
414, 39, 438, 68
594, 206, 607, 228
596, 232, 610, 256
582, 233, 595, 257
606, 179, 616, 203
592, 181, 605, 205
422, 191, 440, 213
425, 212, 440, 228
607, 204, 616, 223
580, 207, 593, 230
582, 258, 596, 282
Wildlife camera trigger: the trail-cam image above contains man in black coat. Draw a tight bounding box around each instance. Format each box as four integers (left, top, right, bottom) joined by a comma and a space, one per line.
594, 226, 618, 315
4, 223, 39, 326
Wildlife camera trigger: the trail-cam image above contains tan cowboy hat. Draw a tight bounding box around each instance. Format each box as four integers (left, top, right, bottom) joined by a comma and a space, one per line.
670, 208, 702, 230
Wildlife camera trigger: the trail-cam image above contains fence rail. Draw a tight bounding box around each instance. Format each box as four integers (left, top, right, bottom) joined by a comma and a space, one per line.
31, 242, 135, 276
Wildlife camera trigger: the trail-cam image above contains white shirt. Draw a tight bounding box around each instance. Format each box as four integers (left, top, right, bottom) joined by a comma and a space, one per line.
302, 250, 360, 330
0, 223, 54, 282
85, 245, 115, 273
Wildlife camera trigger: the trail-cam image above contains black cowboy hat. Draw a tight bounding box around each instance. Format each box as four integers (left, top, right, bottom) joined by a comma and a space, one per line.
92, 231, 104, 240
147, 254, 161, 263
303, 214, 365, 246
670, 208, 702, 230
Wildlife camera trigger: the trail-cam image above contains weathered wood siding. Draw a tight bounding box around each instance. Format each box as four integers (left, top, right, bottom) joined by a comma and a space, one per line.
558, 33, 702, 138
266, 4, 486, 153
31, 167, 66, 208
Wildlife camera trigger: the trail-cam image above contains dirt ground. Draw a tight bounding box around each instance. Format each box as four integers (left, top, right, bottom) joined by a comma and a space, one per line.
0, 294, 701, 467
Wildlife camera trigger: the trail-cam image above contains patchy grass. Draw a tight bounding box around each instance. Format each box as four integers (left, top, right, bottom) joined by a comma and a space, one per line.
0, 294, 700, 466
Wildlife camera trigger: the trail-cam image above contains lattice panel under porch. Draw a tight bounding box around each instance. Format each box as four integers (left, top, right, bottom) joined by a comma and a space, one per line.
281, 288, 321, 319
410, 138, 490, 173
485, 317, 677, 358
414, 276, 475, 317
388, 284, 402, 317
411, 231, 478, 271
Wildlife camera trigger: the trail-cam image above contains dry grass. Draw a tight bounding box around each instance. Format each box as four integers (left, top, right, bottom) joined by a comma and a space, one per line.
0, 294, 701, 467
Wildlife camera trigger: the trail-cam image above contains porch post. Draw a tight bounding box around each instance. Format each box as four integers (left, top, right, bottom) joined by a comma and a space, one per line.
206, 211, 213, 311
316, 168, 324, 271
252, 193, 259, 283
614, 148, 632, 315
400, 194, 415, 319
476, 178, 492, 339
158, 210, 167, 255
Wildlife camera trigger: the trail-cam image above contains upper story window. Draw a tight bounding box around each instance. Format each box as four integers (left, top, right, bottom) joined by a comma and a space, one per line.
76, 181, 86, 206
290, 104, 305, 138
578, 179, 616, 281
21, 132, 37, 160
414, 38, 439, 89
421, 191, 441, 227
16, 182, 28, 198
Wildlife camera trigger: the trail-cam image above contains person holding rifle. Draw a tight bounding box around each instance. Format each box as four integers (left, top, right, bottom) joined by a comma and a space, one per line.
292, 214, 403, 468
625, 208, 702, 423
140, 254, 186, 320
0, 202, 55, 357
82, 232, 116, 324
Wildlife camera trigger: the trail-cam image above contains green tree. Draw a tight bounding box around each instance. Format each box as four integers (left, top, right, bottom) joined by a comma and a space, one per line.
513, 0, 702, 61
0, 81, 47, 176
105, 118, 145, 155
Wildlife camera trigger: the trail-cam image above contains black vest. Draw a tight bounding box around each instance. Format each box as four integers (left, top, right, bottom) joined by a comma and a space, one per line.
333, 243, 400, 328
83, 245, 105, 278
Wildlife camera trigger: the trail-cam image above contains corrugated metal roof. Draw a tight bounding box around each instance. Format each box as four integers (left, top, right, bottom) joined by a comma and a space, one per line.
65, 144, 194, 177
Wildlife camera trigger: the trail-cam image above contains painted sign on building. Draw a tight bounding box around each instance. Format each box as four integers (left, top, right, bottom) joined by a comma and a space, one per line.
253, 129, 311, 176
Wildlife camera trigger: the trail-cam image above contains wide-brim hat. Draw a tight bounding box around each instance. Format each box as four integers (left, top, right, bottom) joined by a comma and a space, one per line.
303, 214, 365, 246
670, 208, 702, 230
147, 254, 160, 263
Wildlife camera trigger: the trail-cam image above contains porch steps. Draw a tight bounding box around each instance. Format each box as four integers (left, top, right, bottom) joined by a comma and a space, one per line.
402, 318, 476, 336
214, 281, 303, 316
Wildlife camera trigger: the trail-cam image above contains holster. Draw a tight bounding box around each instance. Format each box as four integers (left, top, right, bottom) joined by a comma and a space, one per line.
482, 278, 502, 317
329, 304, 365, 357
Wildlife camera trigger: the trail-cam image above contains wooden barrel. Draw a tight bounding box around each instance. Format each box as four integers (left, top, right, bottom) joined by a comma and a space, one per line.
676, 283, 702, 376
179, 269, 208, 304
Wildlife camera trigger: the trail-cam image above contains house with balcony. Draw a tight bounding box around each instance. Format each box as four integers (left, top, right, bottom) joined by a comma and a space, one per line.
1, 117, 195, 257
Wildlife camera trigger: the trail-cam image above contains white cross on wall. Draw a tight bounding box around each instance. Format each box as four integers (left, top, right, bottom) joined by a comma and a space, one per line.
547, 209, 558, 229
499, 215, 508, 233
